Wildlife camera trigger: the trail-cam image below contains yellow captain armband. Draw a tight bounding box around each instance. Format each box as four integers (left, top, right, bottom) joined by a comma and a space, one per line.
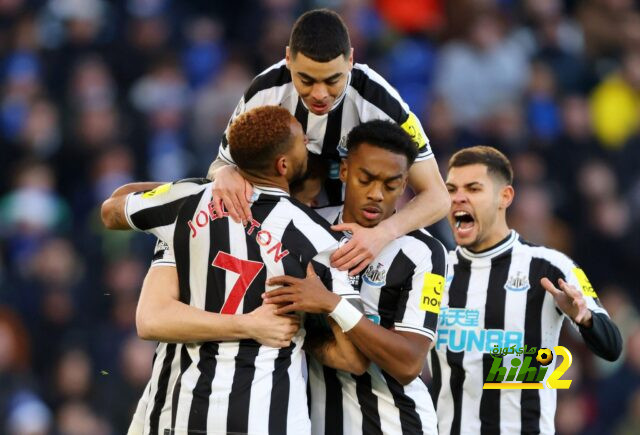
401, 111, 427, 149
142, 183, 171, 199
420, 273, 445, 313
572, 267, 598, 298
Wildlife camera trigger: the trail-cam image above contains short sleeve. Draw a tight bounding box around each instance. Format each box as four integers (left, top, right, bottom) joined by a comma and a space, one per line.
394, 237, 448, 340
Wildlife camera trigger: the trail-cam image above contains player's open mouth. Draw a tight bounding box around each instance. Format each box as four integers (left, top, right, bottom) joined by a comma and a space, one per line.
310, 101, 329, 112
361, 206, 382, 220
453, 210, 475, 236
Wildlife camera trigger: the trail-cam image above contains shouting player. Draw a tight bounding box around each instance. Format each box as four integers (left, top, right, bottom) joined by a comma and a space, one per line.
430, 146, 622, 434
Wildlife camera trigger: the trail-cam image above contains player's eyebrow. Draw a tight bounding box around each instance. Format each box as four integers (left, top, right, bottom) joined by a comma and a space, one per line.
298, 72, 343, 83
359, 168, 403, 183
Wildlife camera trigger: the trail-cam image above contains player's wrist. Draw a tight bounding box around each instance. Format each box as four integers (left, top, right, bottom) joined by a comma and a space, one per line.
235, 313, 255, 339
378, 218, 401, 240
329, 298, 363, 332
323, 292, 342, 313
577, 310, 593, 328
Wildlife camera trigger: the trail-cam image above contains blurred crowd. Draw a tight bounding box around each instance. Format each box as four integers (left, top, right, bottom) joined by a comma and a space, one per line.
0, 0, 639, 433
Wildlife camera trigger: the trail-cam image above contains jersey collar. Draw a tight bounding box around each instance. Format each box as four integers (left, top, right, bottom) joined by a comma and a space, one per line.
251, 185, 289, 200
457, 230, 518, 261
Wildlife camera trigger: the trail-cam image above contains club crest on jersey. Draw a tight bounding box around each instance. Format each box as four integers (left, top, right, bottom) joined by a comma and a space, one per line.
504, 272, 530, 292
363, 262, 387, 287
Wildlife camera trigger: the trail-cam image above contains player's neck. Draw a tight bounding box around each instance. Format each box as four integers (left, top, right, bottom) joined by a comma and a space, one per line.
239, 170, 290, 194
469, 222, 511, 253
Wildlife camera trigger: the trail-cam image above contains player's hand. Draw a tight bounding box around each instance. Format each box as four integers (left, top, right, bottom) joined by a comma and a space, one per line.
211, 165, 253, 224
264, 263, 341, 314
330, 223, 393, 275
245, 303, 300, 348
540, 277, 592, 327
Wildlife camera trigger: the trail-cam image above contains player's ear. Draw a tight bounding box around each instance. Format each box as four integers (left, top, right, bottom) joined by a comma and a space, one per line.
275, 155, 287, 177
348, 48, 354, 68
500, 184, 514, 209
339, 158, 348, 183
285, 46, 291, 68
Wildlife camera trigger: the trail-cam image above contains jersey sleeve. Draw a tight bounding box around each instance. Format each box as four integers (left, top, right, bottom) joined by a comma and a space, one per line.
394, 235, 448, 340
556, 257, 608, 318
151, 238, 176, 267
125, 179, 208, 242
351, 64, 433, 161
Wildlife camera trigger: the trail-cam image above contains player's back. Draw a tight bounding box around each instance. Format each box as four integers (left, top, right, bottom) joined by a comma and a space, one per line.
125, 181, 358, 435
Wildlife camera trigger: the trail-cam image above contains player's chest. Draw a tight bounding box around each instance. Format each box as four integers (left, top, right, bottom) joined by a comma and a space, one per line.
351, 255, 406, 326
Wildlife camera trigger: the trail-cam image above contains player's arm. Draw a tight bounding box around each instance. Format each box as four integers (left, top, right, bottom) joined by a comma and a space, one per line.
101, 182, 166, 229
541, 264, 622, 361
137, 265, 300, 346
304, 314, 369, 375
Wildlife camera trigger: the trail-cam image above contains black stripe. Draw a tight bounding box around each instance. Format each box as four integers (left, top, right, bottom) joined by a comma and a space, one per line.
447, 255, 471, 435
130, 198, 185, 231
187, 343, 219, 431
429, 350, 442, 409
382, 372, 423, 435
349, 68, 407, 123
149, 343, 176, 435
244, 63, 291, 102
171, 345, 192, 431
322, 366, 343, 435
520, 258, 554, 434
479, 253, 511, 434
173, 193, 203, 303
321, 100, 345, 160
294, 98, 308, 132
226, 341, 261, 434
269, 344, 294, 434
380, 250, 415, 328
354, 372, 382, 435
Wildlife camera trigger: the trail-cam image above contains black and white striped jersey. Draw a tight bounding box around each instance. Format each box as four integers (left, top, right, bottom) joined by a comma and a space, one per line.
216, 59, 433, 201
307, 206, 447, 435
123, 180, 359, 435
429, 230, 610, 435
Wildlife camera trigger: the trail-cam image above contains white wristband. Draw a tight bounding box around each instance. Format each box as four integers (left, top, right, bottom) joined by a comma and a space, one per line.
329, 298, 363, 332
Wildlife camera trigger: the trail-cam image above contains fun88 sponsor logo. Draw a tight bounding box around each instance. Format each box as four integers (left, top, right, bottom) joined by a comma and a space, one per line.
435, 307, 523, 353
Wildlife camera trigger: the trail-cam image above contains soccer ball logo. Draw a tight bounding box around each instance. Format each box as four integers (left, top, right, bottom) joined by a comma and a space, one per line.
536, 348, 553, 366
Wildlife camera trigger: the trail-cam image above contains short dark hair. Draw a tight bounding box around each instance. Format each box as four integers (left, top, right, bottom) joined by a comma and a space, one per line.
289, 9, 350, 62
346, 120, 418, 166
448, 146, 513, 184
228, 106, 294, 172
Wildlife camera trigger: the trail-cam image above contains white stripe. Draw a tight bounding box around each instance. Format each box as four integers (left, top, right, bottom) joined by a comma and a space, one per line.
206, 343, 238, 434
306, 111, 328, 155
171, 344, 201, 431
309, 357, 327, 435
337, 370, 362, 434
459, 258, 491, 434
156, 343, 185, 433
434, 347, 454, 435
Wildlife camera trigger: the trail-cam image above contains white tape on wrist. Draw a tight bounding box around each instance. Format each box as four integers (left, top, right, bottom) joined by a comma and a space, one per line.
329, 298, 363, 332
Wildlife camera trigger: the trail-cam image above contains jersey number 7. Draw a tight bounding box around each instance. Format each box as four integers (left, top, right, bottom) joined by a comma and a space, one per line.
212, 252, 265, 314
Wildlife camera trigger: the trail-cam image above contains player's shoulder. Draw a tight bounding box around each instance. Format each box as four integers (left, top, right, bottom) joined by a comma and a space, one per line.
400, 228, 447, 260
515, 235, 575, 271
281, 197, 342, 241
244, 59, 292, 102
348, 63, 408, 121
